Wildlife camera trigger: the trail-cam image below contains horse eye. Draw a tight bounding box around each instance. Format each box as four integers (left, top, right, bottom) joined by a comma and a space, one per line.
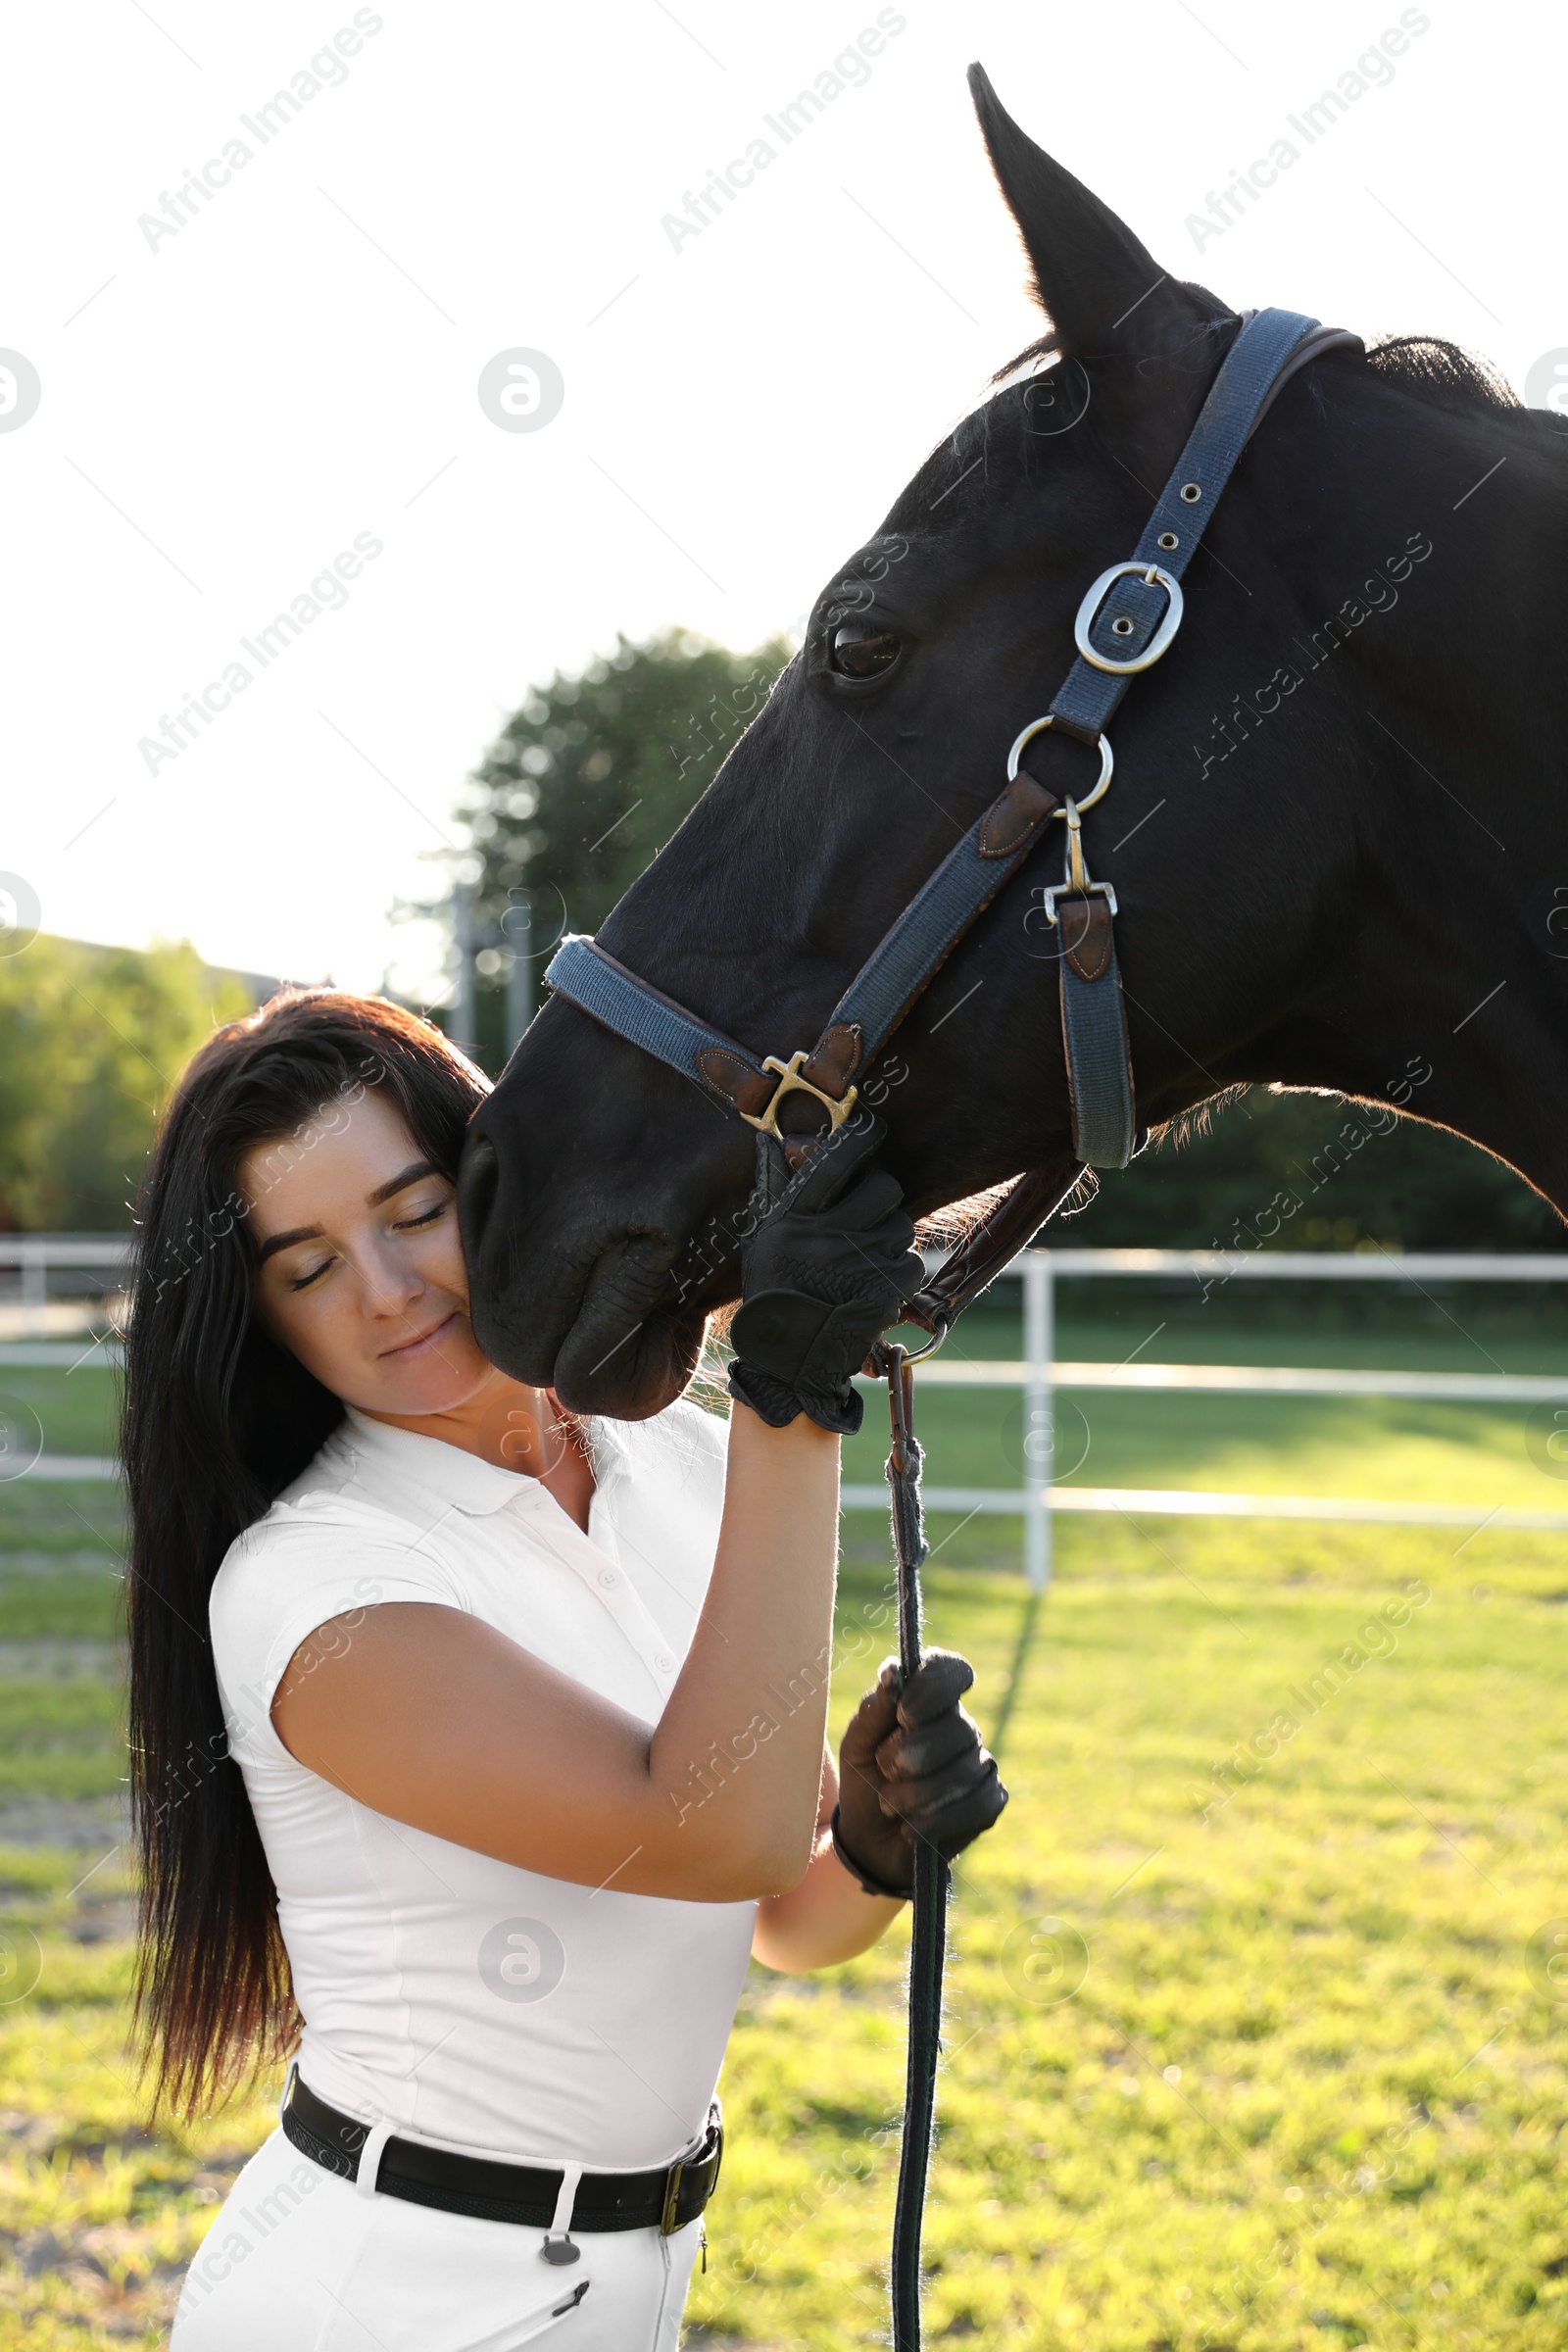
830, 622, 901, 678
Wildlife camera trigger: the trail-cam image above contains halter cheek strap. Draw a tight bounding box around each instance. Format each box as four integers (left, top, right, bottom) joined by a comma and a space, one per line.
547, 761, 1064, 1141
1050, 312, 1361, 742
544, 306, 1358, 1203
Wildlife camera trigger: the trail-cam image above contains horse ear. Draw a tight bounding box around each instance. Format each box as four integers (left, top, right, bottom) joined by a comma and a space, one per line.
967, 63, 1220, 354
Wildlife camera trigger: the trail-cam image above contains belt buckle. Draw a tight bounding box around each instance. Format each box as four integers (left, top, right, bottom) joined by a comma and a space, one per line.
661, 2108, 721, 2234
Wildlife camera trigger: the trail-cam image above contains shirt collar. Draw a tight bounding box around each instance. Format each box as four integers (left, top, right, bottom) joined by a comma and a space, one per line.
340, 1407, 554, 1519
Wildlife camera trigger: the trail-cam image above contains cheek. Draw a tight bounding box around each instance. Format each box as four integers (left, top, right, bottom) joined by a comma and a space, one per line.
419, 1216, 471, 1306
259, 1284, 360, 1388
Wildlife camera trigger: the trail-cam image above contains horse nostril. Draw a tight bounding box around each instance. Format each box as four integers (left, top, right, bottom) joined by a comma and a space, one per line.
458, 1131, 500, 1262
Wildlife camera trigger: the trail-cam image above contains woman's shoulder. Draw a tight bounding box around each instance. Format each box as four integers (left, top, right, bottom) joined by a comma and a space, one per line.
221, 1425, 425, 1565
211, 1431, 467, 1665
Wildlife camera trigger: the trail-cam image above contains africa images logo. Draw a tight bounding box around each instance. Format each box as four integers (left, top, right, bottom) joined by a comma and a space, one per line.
477, 1917, 566, 2004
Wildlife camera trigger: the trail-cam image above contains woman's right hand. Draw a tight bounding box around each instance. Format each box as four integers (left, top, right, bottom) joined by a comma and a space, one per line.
727, 1116, 925, 1436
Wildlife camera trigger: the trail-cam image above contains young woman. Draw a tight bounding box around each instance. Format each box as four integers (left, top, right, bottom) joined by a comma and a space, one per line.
123, 990, 1006, 2351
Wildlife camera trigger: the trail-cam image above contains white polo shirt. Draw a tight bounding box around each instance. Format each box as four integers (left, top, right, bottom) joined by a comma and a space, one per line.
209, 1397, 757, 2173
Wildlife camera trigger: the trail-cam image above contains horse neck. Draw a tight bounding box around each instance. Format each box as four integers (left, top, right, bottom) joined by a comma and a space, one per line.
1263, 392, 1568, 1213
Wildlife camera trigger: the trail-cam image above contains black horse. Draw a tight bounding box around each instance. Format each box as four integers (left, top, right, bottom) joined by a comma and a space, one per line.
460, 67, 1565, 1416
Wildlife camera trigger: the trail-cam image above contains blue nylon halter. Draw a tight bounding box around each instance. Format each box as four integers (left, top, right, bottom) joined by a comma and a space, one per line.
545, 307, 1354, 1173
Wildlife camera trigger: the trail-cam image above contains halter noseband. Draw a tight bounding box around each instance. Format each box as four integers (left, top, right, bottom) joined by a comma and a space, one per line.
544, 309, 1358, 1323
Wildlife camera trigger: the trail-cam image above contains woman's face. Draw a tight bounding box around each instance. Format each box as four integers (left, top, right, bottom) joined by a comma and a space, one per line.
240, 1088, 499, 1419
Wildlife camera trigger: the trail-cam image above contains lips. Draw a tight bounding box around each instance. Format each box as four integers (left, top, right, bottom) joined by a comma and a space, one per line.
380, 1309, 459, 1361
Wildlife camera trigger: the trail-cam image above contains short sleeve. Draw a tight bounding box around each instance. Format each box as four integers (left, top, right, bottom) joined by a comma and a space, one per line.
210, 1499, 469, 1765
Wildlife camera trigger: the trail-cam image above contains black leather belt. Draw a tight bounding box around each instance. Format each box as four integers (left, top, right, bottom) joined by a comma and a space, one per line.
282, 2071, 723, 2239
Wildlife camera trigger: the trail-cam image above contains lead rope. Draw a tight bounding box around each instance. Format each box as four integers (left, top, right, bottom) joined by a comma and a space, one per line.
876, 1340, 950, 2352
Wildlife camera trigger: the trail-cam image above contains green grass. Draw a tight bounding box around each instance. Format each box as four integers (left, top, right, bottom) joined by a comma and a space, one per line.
686, 1525, 1568, 2350
0, 1479, 123, 1563
0, 1370, 118, 1462
0, 1348, 1565, 2346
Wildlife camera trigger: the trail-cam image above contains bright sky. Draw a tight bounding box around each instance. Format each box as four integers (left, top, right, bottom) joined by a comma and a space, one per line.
5, 0, 1559, 1001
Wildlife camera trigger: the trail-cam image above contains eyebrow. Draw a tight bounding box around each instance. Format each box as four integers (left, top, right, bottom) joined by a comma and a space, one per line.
255, 1160, 444, 1265
367, 1157, 440, 1207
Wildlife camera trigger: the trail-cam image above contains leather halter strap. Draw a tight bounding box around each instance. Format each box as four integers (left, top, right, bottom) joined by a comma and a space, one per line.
543, 306, 1357, 1327
547, 762, 1062, 1137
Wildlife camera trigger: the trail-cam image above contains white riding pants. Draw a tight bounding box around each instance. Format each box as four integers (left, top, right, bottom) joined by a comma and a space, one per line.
170, 2126, 703, 2352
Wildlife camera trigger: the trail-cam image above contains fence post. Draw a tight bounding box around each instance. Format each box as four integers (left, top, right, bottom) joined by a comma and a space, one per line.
452, 881, 478, 1055
505, 900, 534, 1059
1023, 1250, 1054, 1591
21, 1242, 47, 1340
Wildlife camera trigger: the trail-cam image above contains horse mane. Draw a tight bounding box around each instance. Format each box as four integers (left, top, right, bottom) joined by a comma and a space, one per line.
978, 322, 1526, 433
1363, 333, 1521, 416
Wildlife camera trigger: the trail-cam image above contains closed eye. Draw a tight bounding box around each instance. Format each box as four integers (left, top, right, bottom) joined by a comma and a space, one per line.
394, 1200, 447, 1231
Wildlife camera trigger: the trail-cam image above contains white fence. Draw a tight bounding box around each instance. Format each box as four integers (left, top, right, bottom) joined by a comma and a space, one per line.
843, 1249, 1568, 1590
7, 1244, 1568, 1568
0, 1236, 129, 1343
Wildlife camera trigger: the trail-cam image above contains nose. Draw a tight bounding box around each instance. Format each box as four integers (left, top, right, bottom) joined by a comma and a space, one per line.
458, 1127, 501, 1278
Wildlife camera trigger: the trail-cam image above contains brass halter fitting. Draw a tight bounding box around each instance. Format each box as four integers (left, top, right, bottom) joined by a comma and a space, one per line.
737, 1050, 859, 1141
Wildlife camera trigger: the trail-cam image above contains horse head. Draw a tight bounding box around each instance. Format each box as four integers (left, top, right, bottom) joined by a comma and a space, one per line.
461, 67, 1564, 1416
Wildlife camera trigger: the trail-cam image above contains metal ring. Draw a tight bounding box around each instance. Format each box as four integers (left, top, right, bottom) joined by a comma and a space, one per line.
1072, 561, 1184, 676
1005, 716, 1113, 813
902, 1320, 951, 1363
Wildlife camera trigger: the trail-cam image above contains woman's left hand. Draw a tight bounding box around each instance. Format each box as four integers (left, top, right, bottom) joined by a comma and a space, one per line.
832, 1650, 1008, 1899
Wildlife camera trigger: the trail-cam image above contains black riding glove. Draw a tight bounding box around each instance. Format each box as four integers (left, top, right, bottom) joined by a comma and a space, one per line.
727, 1115, 924, 1437
832, 1649, 1008, 1898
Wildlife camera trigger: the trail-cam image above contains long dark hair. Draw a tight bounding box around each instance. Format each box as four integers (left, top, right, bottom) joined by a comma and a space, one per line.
122, 990, 489, 2115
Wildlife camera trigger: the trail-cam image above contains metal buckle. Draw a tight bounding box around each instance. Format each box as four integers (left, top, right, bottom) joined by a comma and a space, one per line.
737, 1050, 859, 1141
660, 2156, 686, 2235
1041, 879, 1118, 925
1004, 716, 1113, 813
1072, 560, 1184, 675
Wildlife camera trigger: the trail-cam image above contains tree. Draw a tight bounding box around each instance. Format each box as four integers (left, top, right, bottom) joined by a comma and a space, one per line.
0, 937, 252, 1230
454, 628, 790, 1069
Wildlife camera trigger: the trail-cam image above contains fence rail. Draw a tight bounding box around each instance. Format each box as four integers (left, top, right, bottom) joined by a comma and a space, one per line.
0, 1237, 129, 1343
838, 1485, 1568, 1534
7, 1249, 1568, 1569
848, 1248, 1568, 1589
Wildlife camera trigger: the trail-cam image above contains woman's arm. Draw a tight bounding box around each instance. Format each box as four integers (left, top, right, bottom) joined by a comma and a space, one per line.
271, 1402, 843, 1905
752, 1741, 905, 1972
273, 1122, 928, 1911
